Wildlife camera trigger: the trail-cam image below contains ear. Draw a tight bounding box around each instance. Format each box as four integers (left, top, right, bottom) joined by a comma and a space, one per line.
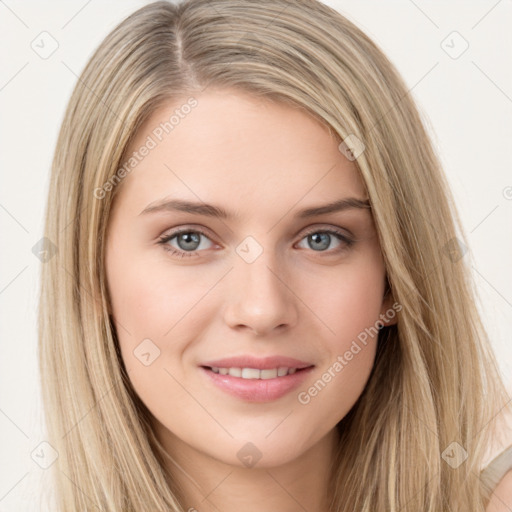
378, 277, 398, 328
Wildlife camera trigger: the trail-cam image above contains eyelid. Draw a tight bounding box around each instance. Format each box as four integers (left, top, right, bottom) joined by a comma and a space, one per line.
299, 223, 354, 239
158, 224, 218, 243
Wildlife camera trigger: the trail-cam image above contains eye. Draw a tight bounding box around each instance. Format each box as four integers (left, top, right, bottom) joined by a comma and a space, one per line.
296, 227, 354, 253
157, 228, 215, 258
157, 226, 355, 259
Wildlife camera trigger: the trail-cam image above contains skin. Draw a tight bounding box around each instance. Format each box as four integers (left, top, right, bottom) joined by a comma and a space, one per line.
105, 88, 397, 512
487, 471, 512, 511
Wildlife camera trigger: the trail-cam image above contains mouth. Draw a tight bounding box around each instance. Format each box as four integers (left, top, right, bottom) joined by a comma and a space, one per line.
199, 364, 315, 402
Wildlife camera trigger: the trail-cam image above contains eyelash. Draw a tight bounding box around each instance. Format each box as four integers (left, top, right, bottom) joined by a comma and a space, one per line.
157, 227, 354, 259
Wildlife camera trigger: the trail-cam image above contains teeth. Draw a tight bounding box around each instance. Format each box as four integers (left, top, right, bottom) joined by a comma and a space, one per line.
277, 367, 288, 377
242, 368, 261, 379
260, 369, 278, 379
209, 366, 300, 379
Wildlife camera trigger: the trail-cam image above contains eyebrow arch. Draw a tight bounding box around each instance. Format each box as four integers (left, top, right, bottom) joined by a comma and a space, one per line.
139, 197, 371, 219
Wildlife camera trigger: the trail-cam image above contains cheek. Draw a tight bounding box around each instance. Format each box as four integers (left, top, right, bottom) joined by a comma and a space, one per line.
105, 245, 222, 384
297, 253, 385, 415
107, 239, 211, 337
105, 254, 206, 412
311, 254, 386, 349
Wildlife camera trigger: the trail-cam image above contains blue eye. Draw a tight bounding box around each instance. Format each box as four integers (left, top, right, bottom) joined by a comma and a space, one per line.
157, 227, 354, 259
297, 228, 354, 253
157, 228, 213, 258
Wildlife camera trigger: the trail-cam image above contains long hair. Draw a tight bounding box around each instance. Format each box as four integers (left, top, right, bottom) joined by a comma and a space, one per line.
38, 0, 511, 509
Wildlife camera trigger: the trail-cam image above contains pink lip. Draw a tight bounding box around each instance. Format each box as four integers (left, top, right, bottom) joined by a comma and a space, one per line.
200, 355, 313, 370
199, 355, 315, 403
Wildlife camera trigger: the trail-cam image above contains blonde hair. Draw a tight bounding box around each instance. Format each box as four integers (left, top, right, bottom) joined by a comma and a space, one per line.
39, 0, 510, 510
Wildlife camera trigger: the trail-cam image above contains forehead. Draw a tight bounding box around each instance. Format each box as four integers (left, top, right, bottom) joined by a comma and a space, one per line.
114, 89, 367, 220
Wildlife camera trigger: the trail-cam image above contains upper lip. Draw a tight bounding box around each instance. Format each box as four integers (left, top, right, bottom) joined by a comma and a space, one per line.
200, 355, 314, 370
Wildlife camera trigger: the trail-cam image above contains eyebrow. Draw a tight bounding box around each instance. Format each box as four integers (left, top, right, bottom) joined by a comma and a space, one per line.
139, 197, 371, 219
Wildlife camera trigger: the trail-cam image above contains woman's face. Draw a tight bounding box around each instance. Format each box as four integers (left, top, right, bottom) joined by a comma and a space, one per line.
105, 88, 396, 469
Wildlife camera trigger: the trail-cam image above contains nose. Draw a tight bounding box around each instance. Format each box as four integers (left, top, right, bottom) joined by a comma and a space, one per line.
222, 250, 299, 336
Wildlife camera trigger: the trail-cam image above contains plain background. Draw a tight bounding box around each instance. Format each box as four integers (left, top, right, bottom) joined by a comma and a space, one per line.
1, 1, 511, 509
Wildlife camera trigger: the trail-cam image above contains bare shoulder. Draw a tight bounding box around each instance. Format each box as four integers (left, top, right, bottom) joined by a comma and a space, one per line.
486, 469, 512, 512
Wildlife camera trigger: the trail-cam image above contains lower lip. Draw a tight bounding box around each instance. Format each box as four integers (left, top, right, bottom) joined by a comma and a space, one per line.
199, 366, 315, 402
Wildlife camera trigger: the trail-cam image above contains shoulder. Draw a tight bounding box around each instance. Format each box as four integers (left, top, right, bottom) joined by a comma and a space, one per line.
486, 469, 512, 512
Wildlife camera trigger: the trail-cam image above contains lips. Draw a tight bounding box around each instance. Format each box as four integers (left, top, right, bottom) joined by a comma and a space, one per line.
199, 355, 315, 402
